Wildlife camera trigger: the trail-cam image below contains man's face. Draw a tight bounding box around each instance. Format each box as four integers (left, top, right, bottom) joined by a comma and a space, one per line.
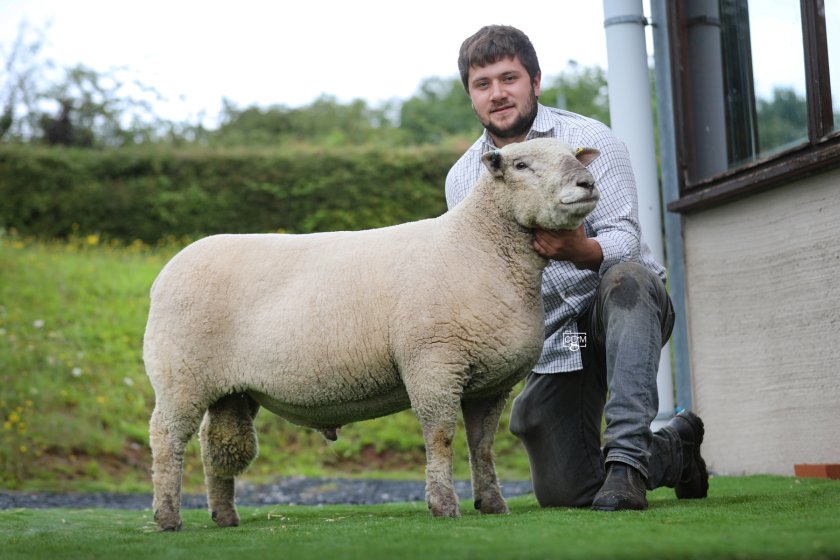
467, 56, 541, 147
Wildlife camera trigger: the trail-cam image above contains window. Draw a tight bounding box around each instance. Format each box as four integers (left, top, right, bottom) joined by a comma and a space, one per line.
667, 0, 840, 212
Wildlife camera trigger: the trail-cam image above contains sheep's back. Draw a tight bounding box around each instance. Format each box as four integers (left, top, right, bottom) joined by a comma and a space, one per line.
144, 225, 442, 409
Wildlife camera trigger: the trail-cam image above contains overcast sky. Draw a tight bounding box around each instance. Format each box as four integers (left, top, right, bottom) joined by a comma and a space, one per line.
0, 0, 613, 125
1, 0, 833, 127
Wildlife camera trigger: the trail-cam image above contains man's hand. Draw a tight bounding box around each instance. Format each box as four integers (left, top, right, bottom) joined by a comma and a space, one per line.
533, 225, 603, 272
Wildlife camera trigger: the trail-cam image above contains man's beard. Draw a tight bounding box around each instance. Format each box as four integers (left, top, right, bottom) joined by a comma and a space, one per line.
480, 91, 539, 140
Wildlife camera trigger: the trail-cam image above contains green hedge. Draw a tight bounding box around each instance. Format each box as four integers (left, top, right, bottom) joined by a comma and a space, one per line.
0, 145, 459, 242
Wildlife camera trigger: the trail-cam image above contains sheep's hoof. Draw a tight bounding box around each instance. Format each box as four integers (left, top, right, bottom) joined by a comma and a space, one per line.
475, 495, 509, 515
428, 496, 461, 518
154, 510, 183, 531
211, 509, 240, 528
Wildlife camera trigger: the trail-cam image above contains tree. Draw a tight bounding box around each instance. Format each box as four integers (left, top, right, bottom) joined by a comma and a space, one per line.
540, 62, 610, 126
755, 87, 808, 154
398, 76, 479, 144
211, 94, 399, 147
0, 21, 49, 141
1, 22, 179, 147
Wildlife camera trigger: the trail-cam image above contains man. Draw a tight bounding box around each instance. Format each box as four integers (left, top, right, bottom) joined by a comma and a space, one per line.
445, 24, 708, 511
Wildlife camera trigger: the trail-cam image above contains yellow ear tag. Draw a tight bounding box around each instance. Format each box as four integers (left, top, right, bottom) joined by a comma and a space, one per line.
575, 147, 585, 156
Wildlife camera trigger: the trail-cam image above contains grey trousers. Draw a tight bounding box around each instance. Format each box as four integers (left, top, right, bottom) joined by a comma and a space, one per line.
509, 262, 683, 507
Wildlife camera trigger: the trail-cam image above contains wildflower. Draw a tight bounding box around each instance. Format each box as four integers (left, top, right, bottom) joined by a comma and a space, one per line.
33, 319, 45, 329
86, 234, 100, 246
72, 367, 83, 377
123, 377, 135, 387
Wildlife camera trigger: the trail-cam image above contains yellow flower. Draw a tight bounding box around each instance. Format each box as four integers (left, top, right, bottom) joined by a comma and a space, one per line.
8, 411, 20, 424
86, 234, 100, 246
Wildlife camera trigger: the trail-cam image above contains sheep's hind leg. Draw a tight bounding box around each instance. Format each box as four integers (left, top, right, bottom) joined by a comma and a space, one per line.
199, 393, 260, 528
462, 391, 512, 515
150, 403, 204, 531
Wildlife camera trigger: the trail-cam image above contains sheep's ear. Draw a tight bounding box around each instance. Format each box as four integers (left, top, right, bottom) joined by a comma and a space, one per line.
481, 150, 505, 177
575, 147, 600, 167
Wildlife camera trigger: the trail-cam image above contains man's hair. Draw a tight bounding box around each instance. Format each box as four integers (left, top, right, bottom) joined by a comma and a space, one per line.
458, 25, 541, 92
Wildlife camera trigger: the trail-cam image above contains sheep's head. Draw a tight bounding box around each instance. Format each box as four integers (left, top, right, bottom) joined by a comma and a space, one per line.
481, 138, 600, 230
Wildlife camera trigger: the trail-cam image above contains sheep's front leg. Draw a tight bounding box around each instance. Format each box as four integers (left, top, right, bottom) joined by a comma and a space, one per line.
406, 376, 463, 518
420, 415, 460, 517
461, 391, 511, 515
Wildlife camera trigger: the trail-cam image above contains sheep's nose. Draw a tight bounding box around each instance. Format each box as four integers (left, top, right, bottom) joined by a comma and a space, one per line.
577, 180, 595, 192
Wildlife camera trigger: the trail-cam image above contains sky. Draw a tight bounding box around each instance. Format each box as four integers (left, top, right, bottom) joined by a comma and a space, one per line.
1, 0, 833, 128
0, 0, 614, 126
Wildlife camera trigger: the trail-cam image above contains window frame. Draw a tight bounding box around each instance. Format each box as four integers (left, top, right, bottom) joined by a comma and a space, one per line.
667, 0, 840, 213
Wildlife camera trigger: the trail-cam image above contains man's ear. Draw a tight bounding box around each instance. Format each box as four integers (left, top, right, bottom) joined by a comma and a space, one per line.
532, 70, 541, 97
481, 150, 505, 177
575, 147, 600, 167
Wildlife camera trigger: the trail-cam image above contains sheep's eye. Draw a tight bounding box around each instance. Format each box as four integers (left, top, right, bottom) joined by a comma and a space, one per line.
515, 161, 528, 170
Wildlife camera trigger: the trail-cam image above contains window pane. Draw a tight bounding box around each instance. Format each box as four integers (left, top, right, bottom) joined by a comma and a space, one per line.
746, 1, 808, 155
827, 0, 840, 133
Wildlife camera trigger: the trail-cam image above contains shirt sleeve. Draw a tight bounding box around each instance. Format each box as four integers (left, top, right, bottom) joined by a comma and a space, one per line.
580, 128, 643, 276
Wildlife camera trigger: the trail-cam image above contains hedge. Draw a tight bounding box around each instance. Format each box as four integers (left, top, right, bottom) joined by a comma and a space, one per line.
0, 145, 461, 243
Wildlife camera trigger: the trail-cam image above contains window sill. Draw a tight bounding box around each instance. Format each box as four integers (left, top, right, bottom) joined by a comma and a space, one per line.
667, 133, 840, 214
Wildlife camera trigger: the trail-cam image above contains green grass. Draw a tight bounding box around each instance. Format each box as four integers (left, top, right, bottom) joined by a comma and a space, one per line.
2, 476, 839, 559
0, 233, 530, 492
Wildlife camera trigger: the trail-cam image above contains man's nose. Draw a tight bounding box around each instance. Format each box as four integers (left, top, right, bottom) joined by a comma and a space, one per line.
489, 81, 505, 100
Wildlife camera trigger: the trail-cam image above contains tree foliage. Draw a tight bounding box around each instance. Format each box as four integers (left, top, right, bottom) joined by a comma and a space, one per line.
210, 95, 401, 148
398, 76, 479, 144
755, 87, 809, 154
540, 62, 611, 126
1, 22, 165, 147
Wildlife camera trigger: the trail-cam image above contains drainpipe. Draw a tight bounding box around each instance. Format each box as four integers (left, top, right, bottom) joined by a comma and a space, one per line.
603, 0, 674, 430
650, 0, 694, 411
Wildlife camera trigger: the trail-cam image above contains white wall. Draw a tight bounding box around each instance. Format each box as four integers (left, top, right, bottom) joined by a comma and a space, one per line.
682, 168, 840, 475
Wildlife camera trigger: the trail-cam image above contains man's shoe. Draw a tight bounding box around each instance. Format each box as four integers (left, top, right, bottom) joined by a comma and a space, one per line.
591, 463, 648, 511
667, 410, 709, 499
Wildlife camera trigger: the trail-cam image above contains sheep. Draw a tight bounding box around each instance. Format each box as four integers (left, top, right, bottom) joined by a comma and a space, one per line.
143, 138, 600, 531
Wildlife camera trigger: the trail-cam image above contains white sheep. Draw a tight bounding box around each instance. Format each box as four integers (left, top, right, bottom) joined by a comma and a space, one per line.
144, 138, 600, 531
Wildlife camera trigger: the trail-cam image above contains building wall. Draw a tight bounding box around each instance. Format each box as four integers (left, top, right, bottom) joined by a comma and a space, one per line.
682, 167, 840, 475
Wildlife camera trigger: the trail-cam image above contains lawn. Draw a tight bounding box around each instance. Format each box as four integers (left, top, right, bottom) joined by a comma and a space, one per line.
2, 476, 839, 560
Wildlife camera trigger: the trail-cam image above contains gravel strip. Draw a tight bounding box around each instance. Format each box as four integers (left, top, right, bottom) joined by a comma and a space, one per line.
0, 478, 533, 510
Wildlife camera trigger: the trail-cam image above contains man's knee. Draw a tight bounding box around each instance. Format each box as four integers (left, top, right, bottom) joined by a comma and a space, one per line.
509, 390, 539, 438
601, 262, 664, 308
